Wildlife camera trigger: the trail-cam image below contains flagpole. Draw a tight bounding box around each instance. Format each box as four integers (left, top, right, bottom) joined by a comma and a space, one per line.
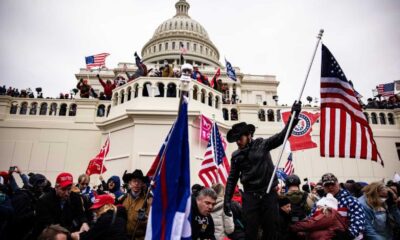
131, 66, 192, 239
266, 29, 324, 194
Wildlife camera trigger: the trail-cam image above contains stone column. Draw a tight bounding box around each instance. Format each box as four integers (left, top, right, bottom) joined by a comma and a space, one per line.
0, 96, 11, 120
229, 84, 233, 104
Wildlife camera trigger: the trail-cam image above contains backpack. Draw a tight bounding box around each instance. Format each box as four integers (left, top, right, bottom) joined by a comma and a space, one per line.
286, 191, 309, 222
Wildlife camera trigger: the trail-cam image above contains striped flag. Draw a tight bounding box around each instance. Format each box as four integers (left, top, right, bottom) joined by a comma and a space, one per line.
85, 53, 110, 69
320, 44, 383, 166
284, 153, 294, 176
377, 82, 395, 97
198, 122, 230, 187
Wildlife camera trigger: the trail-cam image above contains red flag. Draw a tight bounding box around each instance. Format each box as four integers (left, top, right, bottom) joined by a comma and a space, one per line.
282, 111, 319, 151
210, 68, 221, 88
86, 136, 110, 175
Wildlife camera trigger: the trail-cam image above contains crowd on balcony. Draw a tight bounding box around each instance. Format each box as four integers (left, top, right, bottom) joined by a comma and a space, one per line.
363, 95, 400, 109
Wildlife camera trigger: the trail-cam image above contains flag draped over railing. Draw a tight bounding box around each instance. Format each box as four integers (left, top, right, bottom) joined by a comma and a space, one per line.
145, 100, 191, 240
319, 44, 383, 166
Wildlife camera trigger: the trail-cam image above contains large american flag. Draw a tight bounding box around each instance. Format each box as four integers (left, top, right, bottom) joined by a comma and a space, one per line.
284, 153, 294, 176
377, 83, 395, 97
85, 53, 110, 69
320, 44, 383, 166
198, 123, 230, 187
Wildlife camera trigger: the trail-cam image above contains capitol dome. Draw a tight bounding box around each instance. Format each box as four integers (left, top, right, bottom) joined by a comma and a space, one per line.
141, 0, 220, 67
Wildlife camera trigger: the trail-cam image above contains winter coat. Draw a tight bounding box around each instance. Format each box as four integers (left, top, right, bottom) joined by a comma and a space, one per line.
191, 197, 216, 240
290, 209, 347, 240
32, 188, 87, 238
358, 195, 400, 240
162, 64, 174, 77
225, 118, 298, 201
122, 191, 152, 239
210, 196, 234, 239
98, 78, 116, 98
0, 194, 13, 240
77, 82, 91, 98
277, 209, 292, 240
286, 190, 312, 222
106, 176, 124, 202
80, 206, 128, 240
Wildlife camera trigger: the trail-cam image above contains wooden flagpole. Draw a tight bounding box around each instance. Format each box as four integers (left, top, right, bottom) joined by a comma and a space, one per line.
267, 29, 324, 194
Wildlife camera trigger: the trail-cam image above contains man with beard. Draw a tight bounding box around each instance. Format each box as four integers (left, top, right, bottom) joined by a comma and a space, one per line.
224, 101, 301, 240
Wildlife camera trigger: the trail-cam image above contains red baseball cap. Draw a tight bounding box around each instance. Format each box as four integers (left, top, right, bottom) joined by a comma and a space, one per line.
90, 194, 115, 210
56, 172, 73, 188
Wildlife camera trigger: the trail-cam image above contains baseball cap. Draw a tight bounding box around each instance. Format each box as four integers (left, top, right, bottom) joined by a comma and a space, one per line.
90, 194, 115, 210
56, 172, 73, 188
321, 173, 338, 186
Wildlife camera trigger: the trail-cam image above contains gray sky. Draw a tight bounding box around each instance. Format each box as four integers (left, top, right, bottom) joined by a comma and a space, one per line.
1, 0, 399, 104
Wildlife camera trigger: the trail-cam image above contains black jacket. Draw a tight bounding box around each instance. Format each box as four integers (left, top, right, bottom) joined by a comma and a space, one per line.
225, 118, 298, 201
277, 209, 292, 240
80, 206, 128, 240
191, 197, 216, 240
33, 188, 87, 238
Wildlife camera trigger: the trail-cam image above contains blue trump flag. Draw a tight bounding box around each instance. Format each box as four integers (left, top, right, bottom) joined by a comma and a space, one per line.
225, 58, 237, 81
145, 100, 191, 239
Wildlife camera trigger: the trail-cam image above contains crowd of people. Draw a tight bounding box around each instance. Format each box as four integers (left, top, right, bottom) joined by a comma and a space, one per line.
0, 167, 399, 240
364, 95, 400, 109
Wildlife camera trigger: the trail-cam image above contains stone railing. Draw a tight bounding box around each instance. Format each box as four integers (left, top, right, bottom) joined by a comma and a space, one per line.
110, 77, 223, 110
220, 104, 399, 127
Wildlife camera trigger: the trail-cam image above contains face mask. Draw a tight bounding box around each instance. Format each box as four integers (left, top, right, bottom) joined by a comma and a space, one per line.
380, 198, 387, 203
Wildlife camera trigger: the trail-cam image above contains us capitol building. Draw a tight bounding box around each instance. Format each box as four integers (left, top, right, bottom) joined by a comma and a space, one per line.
0, 0, 399, 185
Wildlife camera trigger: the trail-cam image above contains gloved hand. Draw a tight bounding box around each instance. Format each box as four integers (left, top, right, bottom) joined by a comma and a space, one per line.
224, 201, 232, 217
291, 101, 302, 118
96, 74, 100, 78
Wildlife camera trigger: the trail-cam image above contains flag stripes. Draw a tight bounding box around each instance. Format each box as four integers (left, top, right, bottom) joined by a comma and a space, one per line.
85, 53, 110, 69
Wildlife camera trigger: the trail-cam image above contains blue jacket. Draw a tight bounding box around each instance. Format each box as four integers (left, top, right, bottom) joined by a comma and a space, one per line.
107, 176, 124, 200
358, 195, 400, 240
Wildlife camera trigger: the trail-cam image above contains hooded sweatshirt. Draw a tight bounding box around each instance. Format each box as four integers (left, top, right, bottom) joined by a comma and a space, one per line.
107, 176, 124, 201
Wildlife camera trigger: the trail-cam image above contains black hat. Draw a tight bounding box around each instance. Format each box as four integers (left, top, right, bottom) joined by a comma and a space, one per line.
278, 196, 291, 207
123, 169, 146, 182
227, 122, 255, 143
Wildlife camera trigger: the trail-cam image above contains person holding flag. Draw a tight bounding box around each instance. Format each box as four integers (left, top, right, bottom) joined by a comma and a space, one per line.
223, 101, 301, 240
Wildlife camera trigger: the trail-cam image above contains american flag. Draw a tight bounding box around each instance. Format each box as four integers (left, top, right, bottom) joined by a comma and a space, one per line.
283, 153, 294, 176
377, 83, 395, 97
85, 53, 110, 69
198, 123, 230, 187
179, 42, 187, 55
320, 44, 383, 166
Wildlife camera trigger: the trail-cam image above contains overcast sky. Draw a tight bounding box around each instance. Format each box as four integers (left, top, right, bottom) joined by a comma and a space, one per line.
1, 0, 399, 104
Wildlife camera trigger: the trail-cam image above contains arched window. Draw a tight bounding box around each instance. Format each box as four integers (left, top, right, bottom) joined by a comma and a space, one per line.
388, 113, 395, 125
371, 112, 378, 124
222, 108, 229, 121
193, 86, 198, 100
20, 102, 28, 115
258, 109, 266, 121
97, 104, 105, 117
59, 103, 67, 116
172, 42, 176, 50
363, 112, 369, 123
208, 92, 213, 107
201, 89, 206, 104
69, 104, 77, 116
276, 109, 281, 122
127, 87, 132, 101
143, 82, 151, 97
231, 109, 238, 121
156, 83, 164, 97
379, 113, 386, 125
106, 105, 111, 117
120, 90, 125, 103
267, 109, 275, 122
134, 84, 139, 98
10, 102, 18, 114
49, 103, 57, 116
30, 102, 38, 115
39, 103, 47, 115
215, 96, 220, 109
167, 83, 176, 97
113, 92, 118, 106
